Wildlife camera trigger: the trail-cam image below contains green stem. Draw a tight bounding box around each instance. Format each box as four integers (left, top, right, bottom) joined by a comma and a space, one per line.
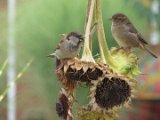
0, 59, 33, 102
95, 0, 116, 67
81, 0, 95, 62
0, 59, 8, 78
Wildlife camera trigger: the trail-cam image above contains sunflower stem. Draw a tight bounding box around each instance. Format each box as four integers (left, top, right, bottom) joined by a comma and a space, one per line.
95, 0, 116, 68
81, 0, 95, 62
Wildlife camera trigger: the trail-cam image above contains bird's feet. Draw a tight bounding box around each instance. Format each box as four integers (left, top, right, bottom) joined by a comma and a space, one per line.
116, 47, 132, 53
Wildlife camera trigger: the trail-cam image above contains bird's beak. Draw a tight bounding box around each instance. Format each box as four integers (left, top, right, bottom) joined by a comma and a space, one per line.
47, 53, 55, 58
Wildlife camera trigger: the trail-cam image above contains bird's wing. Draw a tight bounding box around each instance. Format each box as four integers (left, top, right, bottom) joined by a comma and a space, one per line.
55, 35, 67, 50
127, 21, 148, 45
137, 33, 148, 45
55, 39, 63, 50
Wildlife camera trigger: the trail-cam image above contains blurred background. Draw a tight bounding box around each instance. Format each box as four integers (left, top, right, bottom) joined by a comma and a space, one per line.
0, 0, 160, 120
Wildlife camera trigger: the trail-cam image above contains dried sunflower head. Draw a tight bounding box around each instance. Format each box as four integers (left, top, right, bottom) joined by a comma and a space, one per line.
56, 58, 112, 89
94, 76, 131, 109
88, 74, 136, 114
65, 59, 111, 83
56, 88, 73, 120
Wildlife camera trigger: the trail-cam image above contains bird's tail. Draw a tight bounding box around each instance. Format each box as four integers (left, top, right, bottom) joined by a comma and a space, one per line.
47, 53, 55, 58
144, 46, 158, 58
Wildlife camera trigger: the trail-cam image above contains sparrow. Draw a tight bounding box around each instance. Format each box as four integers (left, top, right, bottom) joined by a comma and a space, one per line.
110, 13, 157, 58
48, 32, 84, 59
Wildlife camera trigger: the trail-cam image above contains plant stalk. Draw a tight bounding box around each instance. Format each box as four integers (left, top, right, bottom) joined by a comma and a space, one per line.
81, 0, 95, 62
95, 0, 116, 67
